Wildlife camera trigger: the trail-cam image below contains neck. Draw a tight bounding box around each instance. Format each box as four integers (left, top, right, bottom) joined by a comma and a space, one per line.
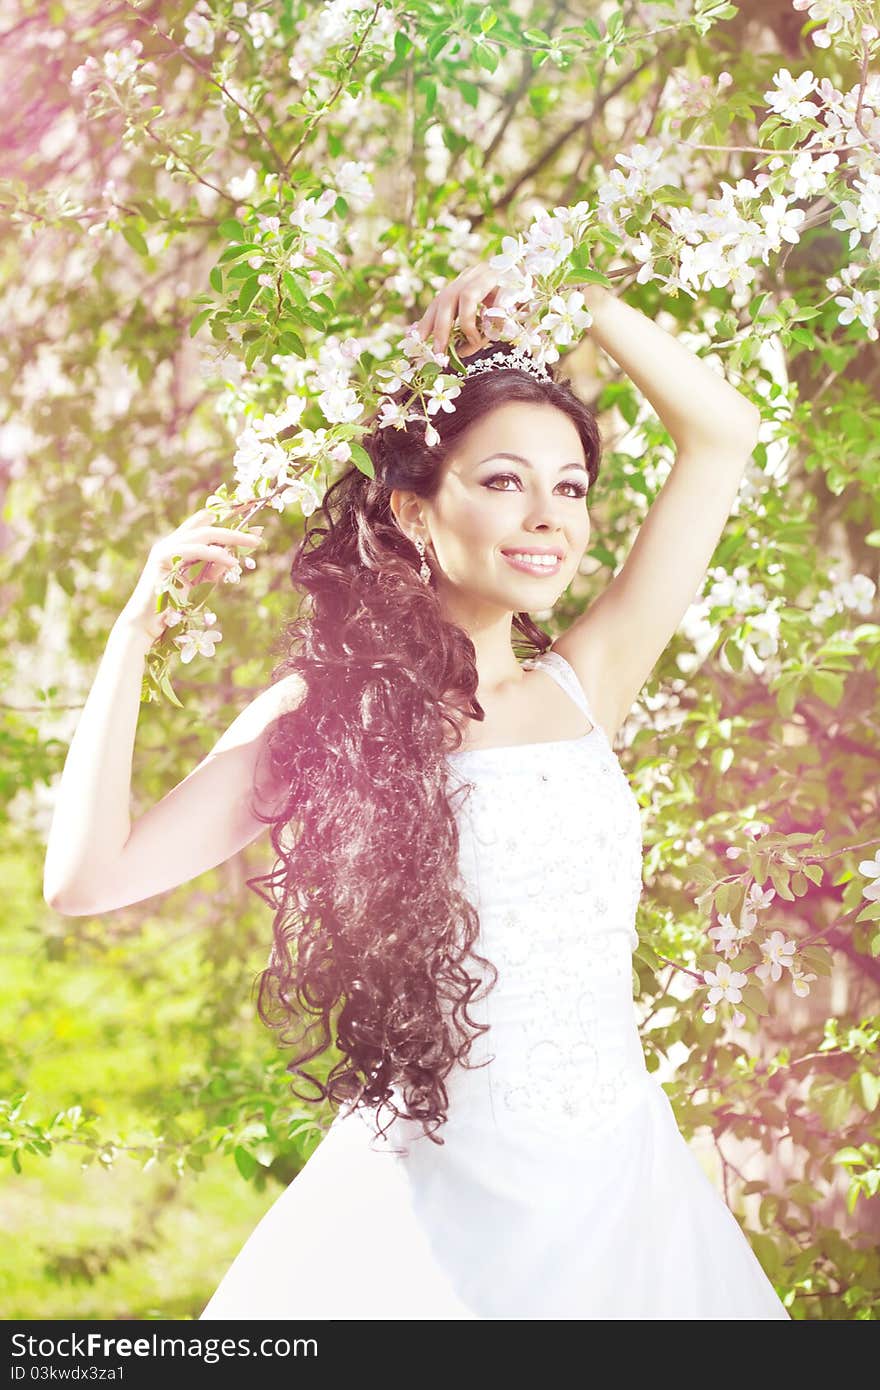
440, 594, 526, 693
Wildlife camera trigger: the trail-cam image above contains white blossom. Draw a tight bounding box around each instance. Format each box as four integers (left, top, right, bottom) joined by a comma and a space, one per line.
857, 850, 880, 903
703, 959, 748, 1006
755, 930, 798, 984
763, 68, 819, 122
183, 10, 216, 57
174, 625, 223, 663
833, 287, 879, 340
425, 375, 462, 415
539, 290, 592, 347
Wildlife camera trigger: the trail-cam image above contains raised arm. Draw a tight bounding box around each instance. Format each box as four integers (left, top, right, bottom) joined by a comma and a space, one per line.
45, 659, 302, 918
42, 509, 296, 916
553, 283, 761, 735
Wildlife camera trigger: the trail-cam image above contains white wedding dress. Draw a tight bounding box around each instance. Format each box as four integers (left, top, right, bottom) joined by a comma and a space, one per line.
201, 648, 790, 1320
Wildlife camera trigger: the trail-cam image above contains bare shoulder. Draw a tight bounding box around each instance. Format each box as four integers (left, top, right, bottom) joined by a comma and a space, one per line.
549, 624, 622, 745
214, 670, 306, 818
215, 669, 306, 751
260, 668, 307, 720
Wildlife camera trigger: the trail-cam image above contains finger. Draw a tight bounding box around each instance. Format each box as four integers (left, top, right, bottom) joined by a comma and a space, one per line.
415, 303, 438, 341
186, 526, 263, 547
199, 562, 227, 584
423, 284, 460, 341
161, 544, 240, 571
457, 288, 483, 345
431, 298, 457, 353
179, 507, 218, 531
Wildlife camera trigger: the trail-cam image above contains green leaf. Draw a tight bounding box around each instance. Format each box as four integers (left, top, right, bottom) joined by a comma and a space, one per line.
740, 980, 769, 1015
349, 442, 375, 479
858, 1070, 879, 1112
418, 76, 437, 116
282, 271, 308, 306
427, 29, 449, 60
189, 307, 213, 338
244, 336, 265, 370
158, 667, 184, 709
209, 266, 223, 295
810, 670, 844, 707
238, 275, 262, 312
473, 41, 499, 72
218, 219, 244, 240
218, 242, 263, 264
129, 200, 160, 224
278, 331, 306, 358
587, 542, 618, 569
294, 305, 326, 331
234, 1146, 258, 1180
799, 947, 831, 976
122, 225, 149, 257
310, 246, 346, 277
832, 1146, 867, 1166
769, 864, 795, 902
748, 1231, 780, 1280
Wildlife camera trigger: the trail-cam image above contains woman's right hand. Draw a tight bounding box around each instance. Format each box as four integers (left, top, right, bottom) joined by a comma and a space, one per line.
116, 507, 265, 646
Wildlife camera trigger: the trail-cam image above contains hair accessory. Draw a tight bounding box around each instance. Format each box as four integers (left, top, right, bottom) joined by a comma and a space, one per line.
462, 344, 553, 384
414, 535, 431, 584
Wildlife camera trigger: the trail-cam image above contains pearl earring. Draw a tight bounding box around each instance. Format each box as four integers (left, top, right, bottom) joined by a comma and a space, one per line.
414, 535, 431, 584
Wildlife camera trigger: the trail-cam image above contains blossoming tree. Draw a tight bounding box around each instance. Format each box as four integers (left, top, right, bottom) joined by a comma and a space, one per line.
1, 0, 878, 1316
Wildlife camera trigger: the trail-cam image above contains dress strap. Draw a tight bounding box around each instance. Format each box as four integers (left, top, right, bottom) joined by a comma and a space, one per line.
522, 648, 602, 736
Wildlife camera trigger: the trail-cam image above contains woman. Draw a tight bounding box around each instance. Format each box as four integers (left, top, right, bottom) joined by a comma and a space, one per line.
44, 263, 789, 1319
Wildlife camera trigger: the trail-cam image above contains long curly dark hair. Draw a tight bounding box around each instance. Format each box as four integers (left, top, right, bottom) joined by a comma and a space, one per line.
245, 340, 603, 1151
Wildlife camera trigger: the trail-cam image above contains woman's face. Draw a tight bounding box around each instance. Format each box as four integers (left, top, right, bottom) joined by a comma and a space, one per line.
421, 401, 591, 612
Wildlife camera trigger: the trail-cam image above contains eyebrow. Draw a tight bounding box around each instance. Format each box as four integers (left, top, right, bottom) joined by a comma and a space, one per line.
477, 451, 589, 475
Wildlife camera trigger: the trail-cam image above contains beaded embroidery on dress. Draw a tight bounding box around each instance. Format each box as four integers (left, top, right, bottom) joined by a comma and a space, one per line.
201, 648, 790, 1321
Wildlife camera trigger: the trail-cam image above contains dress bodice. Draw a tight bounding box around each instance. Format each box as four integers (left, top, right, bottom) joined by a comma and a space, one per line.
372, 648, 650, 1154
445, 647, 643, 955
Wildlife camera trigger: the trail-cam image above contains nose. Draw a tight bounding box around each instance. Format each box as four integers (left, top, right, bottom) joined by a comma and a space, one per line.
521, 490, 570, 534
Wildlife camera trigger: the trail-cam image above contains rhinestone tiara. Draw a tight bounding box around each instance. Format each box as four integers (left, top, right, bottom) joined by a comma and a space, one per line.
462, 345, 552, 383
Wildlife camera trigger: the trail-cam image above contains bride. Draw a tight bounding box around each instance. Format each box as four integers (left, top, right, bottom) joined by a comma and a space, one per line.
44, 262, 788, 1319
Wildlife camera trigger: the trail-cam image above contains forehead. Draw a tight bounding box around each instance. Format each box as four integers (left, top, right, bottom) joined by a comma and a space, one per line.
451, 401, 585, 463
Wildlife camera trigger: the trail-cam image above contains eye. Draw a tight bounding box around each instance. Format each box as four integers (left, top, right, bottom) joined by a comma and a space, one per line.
483, 471, 588, 499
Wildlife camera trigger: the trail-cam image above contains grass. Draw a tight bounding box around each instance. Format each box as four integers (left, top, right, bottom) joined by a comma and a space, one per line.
1, 1143, 282, 1319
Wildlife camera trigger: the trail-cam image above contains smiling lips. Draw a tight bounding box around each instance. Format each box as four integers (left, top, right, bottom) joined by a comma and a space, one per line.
501, 548, 564, 575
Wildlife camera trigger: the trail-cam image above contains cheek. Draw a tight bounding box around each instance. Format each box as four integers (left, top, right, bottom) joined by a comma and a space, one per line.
467, 499, 510, 545
440, 496, 504, 552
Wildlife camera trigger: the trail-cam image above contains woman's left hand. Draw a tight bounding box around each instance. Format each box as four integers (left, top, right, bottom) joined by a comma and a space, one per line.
411, 262, 504, 359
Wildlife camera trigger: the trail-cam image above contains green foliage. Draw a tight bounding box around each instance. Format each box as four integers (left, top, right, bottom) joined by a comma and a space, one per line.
1, 0, 879, 1320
